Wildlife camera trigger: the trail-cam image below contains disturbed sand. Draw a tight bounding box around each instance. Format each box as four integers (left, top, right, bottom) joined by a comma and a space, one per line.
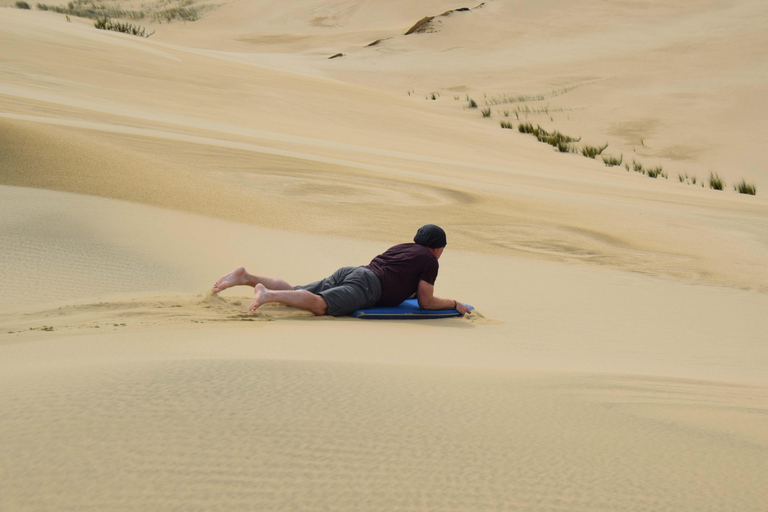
1, 1, 767, 510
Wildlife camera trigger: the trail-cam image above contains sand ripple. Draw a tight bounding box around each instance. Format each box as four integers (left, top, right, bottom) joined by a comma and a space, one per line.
1, 361, 766, 511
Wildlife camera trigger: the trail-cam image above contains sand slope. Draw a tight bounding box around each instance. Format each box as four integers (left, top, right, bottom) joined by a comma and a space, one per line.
2, 0, 768, 510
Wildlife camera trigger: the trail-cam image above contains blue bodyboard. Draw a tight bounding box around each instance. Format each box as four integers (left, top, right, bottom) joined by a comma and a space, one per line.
351, 298, 473, 319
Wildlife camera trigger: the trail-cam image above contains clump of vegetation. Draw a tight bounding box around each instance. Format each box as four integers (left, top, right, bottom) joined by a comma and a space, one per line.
427, 92, 439, 100
36, 0, 203, 22
500, 121, 514, 129
734, 178, 756, 195
516, 123, 582, 153
467, 99, 478, 109
151, 5, 199, 22
15, 1, 31, 8
484, 83, 593, 106
709, 172, 725, 190
646, 166, 667, 179
632, 160, 644, 174
481, 108, 491, 118
602, 154, 623, 167
581, 143, 608, 159
37, 0, 145, 20
94, 16, 154, 37
539, 130, 578, 151
518, 122, 538, 135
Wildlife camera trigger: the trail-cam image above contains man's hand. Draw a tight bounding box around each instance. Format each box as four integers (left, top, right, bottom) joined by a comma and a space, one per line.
455, 301, 471, 315
418, 280, 471, 315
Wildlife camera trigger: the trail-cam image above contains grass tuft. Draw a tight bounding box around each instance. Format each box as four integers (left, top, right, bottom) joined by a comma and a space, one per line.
734, 178, 756, 195
36, 0, 202, 22
646, 166, 667, 179
500, 121, 514, 129
94, 16, 154, 37
602, 154, 623, 167
518, 122, 536, 135
467, 99, 478, 109
481, 108, 491, 118
15, 1, 31, 8
708, 172, 725, 190
516, 123, 582, 153
581, 143, 608, 159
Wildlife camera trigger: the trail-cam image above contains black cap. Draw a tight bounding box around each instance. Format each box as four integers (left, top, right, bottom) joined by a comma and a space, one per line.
414, 224, 447, 249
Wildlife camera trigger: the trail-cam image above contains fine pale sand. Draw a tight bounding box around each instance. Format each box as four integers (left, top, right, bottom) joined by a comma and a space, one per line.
1, 1, 768, 510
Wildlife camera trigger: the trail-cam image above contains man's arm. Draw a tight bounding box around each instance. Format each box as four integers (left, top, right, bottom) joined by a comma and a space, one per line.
417, 280, 471, 315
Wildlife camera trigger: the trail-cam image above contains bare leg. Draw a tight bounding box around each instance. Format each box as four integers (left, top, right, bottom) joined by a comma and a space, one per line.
250, 284, 328, 316
212, 266, 293, 294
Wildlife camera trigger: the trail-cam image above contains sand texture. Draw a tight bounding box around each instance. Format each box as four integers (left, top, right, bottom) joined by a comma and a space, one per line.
2, 0, 768, 510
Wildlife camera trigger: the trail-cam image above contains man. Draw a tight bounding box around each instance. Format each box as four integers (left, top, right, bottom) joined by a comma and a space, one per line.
211, 224, 471, 316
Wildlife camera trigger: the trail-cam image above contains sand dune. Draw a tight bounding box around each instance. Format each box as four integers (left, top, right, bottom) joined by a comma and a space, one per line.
2, 0, 768, 510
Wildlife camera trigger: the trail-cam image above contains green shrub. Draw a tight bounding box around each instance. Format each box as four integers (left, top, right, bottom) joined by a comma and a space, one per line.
467, 99, 478, 109
15, 1, 31, 8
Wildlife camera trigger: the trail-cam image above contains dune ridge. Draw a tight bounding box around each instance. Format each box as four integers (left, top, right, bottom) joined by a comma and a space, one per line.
2, 1, 768, 510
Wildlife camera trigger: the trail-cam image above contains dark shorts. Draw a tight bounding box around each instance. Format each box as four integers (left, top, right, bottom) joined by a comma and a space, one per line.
294, 266, 382, 316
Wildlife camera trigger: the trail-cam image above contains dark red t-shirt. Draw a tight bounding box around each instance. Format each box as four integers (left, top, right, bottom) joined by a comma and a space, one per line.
364, 243, 439, 307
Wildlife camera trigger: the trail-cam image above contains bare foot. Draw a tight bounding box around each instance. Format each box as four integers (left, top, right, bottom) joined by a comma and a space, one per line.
249, 283, 272, 313
212, 266, 250, 294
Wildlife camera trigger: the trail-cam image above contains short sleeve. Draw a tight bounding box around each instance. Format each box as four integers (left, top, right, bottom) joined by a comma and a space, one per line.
419, 258, 439, 285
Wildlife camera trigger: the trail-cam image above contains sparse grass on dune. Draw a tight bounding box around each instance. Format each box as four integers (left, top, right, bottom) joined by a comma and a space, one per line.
581, 143, 608, 159
35, 0, 206, 22
484, 83, 594, 106
678, 172, 698, 185
429, 84, 756, 197
709, 172, 725, 191
602, 154, 623, 167
94, 16, 154, 37
516, 123, 583, 153
734, 179, 757, 195
15, 1, 31, 8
